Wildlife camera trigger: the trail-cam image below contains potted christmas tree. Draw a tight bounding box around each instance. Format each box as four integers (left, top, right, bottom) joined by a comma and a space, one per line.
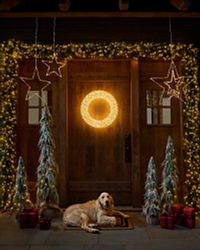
36, 104, 61, 219
160, 136, 178, 215
11, 156, 33, 212
143, 156, 160, 224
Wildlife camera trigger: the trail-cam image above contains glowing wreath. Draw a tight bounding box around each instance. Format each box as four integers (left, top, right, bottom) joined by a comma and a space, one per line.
80, 90, 118, 128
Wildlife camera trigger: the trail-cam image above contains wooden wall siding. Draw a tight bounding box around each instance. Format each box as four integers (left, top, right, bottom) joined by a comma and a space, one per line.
1, 17, 200, 45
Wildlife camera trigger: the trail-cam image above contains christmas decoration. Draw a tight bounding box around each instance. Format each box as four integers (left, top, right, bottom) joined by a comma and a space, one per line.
18, 208, 38, 228
11, 156, 33, 212
36, 104, 59, 208
42, 17, 66, 77
20, 58, 51, 101
39, 216, 51, 230
0, 40, 199, 213
19, 17, 51, 101
172, 204, 196, 228
182, 207, 195, 228
160, 214, 174, 229
42, 52, 66, 78
150, 18, 185, 102
143, 156, 160, 224
160, 136, 178, 214
172, 203, 184, 224
150, 59, 185, 103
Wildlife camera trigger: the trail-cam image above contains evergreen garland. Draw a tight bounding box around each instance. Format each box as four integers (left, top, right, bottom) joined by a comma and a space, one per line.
0, 40, 199, 213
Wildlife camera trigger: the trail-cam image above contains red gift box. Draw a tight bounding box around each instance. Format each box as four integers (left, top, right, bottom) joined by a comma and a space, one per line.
19, 209, 38, 228
182, 207, 195, 228
39, 217, 51, 230
160, 214, 174, 230
172, 204, 184, 225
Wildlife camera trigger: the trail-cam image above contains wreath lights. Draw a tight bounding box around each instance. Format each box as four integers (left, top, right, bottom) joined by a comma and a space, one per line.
80, 90, 118, 128
0, 40, 199, 214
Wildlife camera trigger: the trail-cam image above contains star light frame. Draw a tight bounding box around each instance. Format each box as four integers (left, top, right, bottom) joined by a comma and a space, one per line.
20, 58, 51, 101
150, 60, 185, 103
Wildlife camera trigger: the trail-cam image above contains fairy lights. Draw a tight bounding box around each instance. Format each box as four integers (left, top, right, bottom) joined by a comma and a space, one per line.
80, 90, 118, 128
0, 40, 199, 213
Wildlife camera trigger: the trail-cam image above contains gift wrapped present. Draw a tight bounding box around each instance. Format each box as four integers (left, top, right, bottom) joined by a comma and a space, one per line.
182, 207, 195, 229
19, 209, 38, 228
160, 214, 174, 230
172, 204, 184, 225
39, 216, 51, 230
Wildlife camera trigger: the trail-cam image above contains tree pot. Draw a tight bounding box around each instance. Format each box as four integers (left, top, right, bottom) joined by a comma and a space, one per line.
146, 215, 159, 225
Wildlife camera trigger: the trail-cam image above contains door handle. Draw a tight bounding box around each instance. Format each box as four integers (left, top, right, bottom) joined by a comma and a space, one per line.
124, 134, 131, 163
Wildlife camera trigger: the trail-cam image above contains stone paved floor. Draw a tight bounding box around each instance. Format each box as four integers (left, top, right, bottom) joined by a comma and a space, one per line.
0, 212, 199, 250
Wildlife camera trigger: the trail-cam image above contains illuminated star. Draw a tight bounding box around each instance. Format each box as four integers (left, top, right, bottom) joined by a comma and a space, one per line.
150, 60, 185, 103
20, 64, 51, 101
42, 53, 66, 78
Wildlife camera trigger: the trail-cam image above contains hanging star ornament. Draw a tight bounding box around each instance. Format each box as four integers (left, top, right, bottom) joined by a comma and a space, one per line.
150, 60, 186, 102
42, 53, 66, 78
20, 59, 51, 101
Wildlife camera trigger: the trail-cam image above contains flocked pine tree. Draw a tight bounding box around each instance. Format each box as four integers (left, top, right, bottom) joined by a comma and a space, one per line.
36, 104, 59, 208
160, 136, 178, 214
11, 156, 32, 212
143, 156, 160, 224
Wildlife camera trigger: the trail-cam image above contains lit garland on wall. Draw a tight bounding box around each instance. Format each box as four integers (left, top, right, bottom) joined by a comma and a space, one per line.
0, 40, 199, 213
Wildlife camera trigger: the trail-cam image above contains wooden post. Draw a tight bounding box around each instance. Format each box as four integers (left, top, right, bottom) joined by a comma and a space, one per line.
58, 0, 72, 11
0, 0, 20, 11
118, 0, 129, 11
170, 0, 192, 11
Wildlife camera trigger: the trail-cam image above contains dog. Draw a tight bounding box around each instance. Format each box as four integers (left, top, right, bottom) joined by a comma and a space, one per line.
63, 192, 129, 233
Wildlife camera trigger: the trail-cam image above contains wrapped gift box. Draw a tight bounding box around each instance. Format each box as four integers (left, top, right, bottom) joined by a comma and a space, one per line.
19, 209, 38, 228
160, 214, 174, 230
172, 204, 184, 225
39, 217, 51, 230
182, 207, 195, 229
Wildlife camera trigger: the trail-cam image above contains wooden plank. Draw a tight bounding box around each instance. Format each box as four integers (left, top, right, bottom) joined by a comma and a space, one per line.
118, 0, 129, 11
1, 11, 200, 18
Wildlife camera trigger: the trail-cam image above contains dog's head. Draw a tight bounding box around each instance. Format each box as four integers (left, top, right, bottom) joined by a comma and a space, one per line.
98, 192, 114, 210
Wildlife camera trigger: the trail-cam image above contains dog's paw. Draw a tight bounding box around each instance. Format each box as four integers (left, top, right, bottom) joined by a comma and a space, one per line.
87, 228, 100, 233
123, 213, 130, 219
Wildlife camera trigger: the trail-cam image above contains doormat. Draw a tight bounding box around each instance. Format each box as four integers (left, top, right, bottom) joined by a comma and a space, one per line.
64, 212, 134, 231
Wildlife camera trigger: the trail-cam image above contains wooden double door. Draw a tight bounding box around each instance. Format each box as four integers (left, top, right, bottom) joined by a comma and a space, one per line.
65, 60, 134, 205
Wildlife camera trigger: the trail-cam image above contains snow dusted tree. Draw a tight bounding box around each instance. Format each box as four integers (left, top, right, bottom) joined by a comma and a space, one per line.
143, 156, 160, 224
160, 136, 178, 214
12, 156, 32, 212
36, 104, 59, 208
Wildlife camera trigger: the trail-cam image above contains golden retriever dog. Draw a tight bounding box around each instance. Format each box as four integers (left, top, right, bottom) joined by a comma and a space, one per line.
63, 192, 129, 233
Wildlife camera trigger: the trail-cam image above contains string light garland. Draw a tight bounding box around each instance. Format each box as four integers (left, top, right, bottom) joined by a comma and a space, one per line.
0, 40, 199, 214
42, 17, 66, 77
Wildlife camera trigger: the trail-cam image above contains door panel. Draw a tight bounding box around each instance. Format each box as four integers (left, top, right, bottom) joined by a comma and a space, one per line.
67, 60, 132, 205
139, 59, 183, 206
